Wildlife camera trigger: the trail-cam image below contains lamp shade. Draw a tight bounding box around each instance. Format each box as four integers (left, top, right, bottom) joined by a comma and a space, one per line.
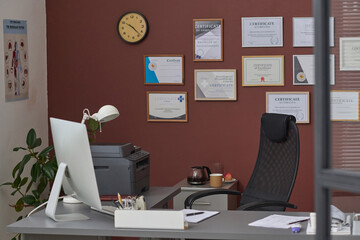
93, 105, 119, 123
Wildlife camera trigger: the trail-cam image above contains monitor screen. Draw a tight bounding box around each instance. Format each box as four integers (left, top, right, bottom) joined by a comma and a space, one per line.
45, 117, 102, 221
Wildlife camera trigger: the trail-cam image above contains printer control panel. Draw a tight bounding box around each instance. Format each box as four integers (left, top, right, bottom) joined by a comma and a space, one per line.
127, 151, 148, 161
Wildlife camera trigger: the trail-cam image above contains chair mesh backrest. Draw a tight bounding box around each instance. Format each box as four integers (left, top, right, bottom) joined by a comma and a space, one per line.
240, 113, 299, 211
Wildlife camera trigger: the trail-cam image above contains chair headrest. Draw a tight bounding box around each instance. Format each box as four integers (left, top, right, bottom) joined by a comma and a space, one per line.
261, 113, 296, 142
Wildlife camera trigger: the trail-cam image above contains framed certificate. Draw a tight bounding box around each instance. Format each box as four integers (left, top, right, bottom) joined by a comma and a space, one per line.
266, 92, 310, 124
340, 37, 360, 71
331, 91, 360, 121
293, 17, 334, 47
193, 19, 223, 61
293, 54, 335, 85
194, 69, 237, 101
242, 56, 284, 86
242, 17, 283, 47
144, 55, 184, 85
147, 91, 188, 122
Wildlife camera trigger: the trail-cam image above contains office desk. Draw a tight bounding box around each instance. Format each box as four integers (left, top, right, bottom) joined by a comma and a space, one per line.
8, 196, 358, 240
8, 186, 180, 240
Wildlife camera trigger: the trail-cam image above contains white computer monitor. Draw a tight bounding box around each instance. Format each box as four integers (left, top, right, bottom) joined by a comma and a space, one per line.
45, 117, 102, 221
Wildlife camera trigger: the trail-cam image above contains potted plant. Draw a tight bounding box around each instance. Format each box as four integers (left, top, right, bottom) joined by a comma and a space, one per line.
1, 128, 57, 240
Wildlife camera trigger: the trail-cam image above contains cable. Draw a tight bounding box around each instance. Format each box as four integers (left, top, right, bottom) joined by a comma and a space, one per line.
27, 196, 65, 217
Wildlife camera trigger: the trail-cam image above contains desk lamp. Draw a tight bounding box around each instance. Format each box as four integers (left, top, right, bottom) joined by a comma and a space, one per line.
81, 105, 120, 129
63, 105, 119, 204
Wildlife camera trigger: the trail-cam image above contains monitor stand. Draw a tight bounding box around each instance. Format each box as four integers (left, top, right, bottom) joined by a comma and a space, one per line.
45, 163, 90, 221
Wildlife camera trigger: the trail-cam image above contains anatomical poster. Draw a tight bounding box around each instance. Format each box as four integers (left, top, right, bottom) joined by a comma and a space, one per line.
3, 19, 29, 101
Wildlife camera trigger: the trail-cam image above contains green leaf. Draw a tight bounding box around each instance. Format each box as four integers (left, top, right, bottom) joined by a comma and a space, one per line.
17, 154, 32, 178
19, 177, 28, 187
33, 200, 41, 207
11, 189, 18, 196
39, 145, 54, 157
15, 198, 24, 212
32, 190, 40, 199
30, 163, 41, 182
13, 147, 26, 151
42, 164, 55, 180
26, 129, 36, 148
32, 138, 42, 149
88, 118, 99, 131
37, 177, 46, 194
25, 180, 33, 193
22, 195, 36, 205
12, 176, 21, 188
0, 182, 13, 187
12, 161, 22, 178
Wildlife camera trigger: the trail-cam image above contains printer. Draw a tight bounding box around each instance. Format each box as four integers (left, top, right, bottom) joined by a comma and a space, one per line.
90, 143, 150, 196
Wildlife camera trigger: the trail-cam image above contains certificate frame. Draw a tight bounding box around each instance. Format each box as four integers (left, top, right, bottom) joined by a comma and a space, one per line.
266, 92, 310, 124
144, 54, 184, 85
292, 17, 334, 47
242, 17, 283, 47
242, 55, 284, 86
340, 37, 360, 71
293, 54, 335, 85
193, 18, 223, 61
331, 90, 360, 121
194, 69, 237, 101
147, 91, 188, 122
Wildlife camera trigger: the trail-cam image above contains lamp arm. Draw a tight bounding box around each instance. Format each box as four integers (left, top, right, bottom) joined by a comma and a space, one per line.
81, 109, 91, 124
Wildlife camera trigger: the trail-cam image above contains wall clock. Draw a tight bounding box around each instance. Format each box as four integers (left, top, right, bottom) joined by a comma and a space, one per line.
117, 12, 148, 43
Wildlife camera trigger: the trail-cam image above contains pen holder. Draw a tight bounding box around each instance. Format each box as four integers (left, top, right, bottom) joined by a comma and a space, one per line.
353, 214, 360, 235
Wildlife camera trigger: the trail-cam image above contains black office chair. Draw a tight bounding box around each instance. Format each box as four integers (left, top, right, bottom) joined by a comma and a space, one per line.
185, 113, 300, 211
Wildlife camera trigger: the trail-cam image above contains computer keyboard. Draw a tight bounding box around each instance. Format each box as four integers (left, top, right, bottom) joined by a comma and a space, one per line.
91, 205, 118, 216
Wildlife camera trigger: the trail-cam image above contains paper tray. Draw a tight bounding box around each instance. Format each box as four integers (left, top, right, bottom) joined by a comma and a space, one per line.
114, 210, 188, 230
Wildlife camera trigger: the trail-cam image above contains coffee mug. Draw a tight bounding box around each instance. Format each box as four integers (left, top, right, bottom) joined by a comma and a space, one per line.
210, 173, 224, 188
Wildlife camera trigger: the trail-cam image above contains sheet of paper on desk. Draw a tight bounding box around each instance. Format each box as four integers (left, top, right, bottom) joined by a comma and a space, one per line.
249, 214, 310, 229
182, 209, 219, 223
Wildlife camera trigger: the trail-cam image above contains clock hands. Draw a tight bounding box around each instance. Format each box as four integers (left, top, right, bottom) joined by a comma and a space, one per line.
126, 23, 140, 34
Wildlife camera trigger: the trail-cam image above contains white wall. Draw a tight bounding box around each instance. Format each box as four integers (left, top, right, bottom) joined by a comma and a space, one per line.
0, 0, 47, 239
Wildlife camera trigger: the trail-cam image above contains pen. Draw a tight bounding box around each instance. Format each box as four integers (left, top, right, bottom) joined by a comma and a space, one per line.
112, 200, 122, 209
288, 218, 310, 225
186, 212, 204, 216
117, 193, 124, 208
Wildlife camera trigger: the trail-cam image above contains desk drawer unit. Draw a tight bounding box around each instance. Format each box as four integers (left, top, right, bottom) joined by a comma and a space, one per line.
173, 179, 238, 211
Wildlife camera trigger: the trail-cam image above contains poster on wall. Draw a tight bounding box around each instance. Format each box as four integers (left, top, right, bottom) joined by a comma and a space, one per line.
3, 19, 29, 102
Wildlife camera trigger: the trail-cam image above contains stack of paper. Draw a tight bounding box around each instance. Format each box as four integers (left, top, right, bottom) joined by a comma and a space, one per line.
248, 214, 310, 229
181, 209, 219, 223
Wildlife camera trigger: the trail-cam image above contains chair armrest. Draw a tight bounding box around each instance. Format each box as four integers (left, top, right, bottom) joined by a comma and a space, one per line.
237, 200, 297, 211
184, 189, 242, 209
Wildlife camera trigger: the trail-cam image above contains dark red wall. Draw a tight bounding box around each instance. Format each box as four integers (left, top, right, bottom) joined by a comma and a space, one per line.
46, 0, 314, 211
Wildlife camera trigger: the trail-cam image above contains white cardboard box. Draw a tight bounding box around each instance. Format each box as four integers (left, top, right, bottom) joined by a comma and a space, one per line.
114, 210, 187, 230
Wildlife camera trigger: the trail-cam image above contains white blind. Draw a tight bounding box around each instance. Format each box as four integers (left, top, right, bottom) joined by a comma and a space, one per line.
331, 0, 360, 172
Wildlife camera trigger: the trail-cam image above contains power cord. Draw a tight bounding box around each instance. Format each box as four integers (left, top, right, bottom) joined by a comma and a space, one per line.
27, 196, 65, 217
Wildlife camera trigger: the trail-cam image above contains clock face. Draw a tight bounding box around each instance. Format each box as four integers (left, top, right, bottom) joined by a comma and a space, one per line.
117, 12, 148, 43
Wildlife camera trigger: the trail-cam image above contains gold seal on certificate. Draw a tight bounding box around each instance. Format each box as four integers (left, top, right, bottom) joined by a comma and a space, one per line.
242, 56, 284, 86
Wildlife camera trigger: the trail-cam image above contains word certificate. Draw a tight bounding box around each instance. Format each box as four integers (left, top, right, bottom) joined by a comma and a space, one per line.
266, 92, 310, 124
242, 17, 283, 47
331, 91, 360, 121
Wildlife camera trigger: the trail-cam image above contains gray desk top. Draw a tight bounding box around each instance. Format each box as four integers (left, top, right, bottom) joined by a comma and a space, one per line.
7, 187, 358, 239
